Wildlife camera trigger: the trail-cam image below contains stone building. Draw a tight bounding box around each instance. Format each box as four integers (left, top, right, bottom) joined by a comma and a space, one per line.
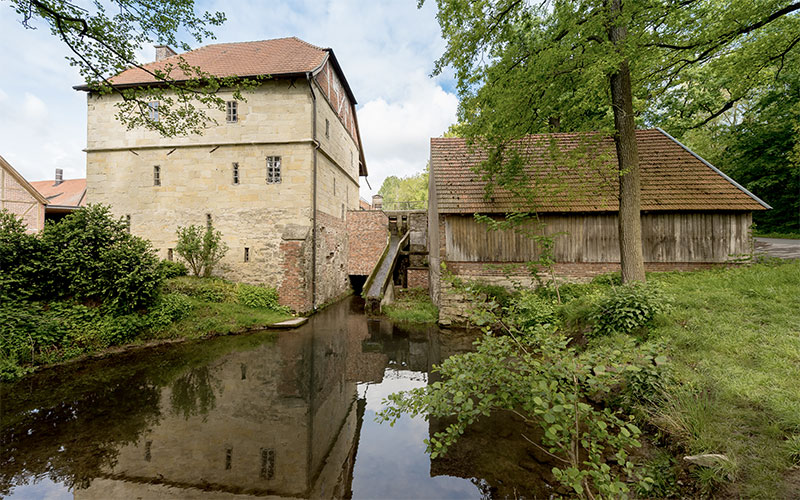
0, 154, 47, 233
428, 129, 769, 325
76, 37, 368, 312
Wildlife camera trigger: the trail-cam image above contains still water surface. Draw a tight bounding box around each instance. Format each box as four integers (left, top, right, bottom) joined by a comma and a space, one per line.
1, 298, 551, 499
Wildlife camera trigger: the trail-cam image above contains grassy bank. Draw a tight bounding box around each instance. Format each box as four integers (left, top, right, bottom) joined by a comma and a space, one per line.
0, 277, 292, 381
389, 261, 800, 497
382, 287, 439, 323
647, 261, 800, 497
754, 231, 800, 240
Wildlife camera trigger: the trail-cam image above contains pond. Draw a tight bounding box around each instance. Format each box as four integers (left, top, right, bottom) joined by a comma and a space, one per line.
1, 297, 554, 499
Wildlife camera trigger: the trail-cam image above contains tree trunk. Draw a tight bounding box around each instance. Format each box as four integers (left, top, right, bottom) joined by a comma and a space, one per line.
608, 0, 646, 283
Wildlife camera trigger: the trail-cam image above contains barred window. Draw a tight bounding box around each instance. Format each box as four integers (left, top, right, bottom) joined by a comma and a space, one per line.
267, 156, 281, 184
244, 247, 250, 262
148, 101, 159, 122
153, 165, 161, 186
232, 162, 240, 185
226, 101, 238, 123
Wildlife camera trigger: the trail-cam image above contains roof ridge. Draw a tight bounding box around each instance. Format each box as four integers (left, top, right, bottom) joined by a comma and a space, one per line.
165, 36, 326, 55
654, 127, 771, 209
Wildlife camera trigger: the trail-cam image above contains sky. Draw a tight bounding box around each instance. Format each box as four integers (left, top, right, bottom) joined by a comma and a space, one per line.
0, 0, 458, 200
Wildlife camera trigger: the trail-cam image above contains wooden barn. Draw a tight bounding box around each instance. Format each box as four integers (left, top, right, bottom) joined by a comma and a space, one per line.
427, 128, 769, 320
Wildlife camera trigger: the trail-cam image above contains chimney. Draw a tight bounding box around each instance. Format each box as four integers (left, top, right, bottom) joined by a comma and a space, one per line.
155, 45, 177, 61
54, 168, 63, 186
371, 194, 383, 210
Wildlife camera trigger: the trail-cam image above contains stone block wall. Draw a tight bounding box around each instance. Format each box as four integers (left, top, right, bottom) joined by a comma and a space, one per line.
346, 210, 388, 276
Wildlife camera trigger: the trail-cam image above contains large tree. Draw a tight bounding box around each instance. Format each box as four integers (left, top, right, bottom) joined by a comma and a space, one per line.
423, 0, 800, 282
8, 0, 256, 136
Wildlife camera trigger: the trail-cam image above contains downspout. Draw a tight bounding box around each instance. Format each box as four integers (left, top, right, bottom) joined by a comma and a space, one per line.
307, 73, 319, 311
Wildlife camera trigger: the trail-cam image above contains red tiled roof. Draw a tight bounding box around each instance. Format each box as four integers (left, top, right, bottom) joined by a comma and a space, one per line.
30, 179, 86, 208
109, 37, 328, 86
430, 129, 768, 213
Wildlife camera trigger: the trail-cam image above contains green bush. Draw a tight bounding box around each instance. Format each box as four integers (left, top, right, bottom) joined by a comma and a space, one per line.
509, 290, 559, 328
158, 260, 188, 279
591, 271, 622, 286
236, 283, 282, 310
145, 293, 194, 329
0, 209, 42, 301
589, 283, 670, 338
175, 222, 229, 277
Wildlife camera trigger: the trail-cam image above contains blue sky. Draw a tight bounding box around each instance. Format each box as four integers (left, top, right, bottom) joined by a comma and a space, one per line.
0, 0, 458, 199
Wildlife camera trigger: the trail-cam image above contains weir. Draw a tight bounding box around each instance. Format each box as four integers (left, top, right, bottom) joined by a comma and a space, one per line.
348, 210, 428, 315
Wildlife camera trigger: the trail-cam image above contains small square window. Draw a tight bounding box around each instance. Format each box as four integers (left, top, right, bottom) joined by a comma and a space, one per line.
153, 165, 161, 186
232, 163, 240, 185
148, 101, 159, 122
267, 156, 281, 184
244, 247, 250, 262
325, 118, 330, 138
226, 101, 238, 123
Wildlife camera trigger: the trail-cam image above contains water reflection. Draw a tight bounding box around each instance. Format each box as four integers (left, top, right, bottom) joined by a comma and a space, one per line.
1, 297, 547, 499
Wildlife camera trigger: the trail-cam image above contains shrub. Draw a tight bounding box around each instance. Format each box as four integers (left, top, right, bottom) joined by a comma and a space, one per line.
591, 271, 622, 286
158, 260, 188, 279
37, 205, 163, 312
588, 283, 670, 338
0, 209, 41, 300
509, 290, 559, 328
145, 293, 194, 329
236, 283, 285, 310
175, 222, 229, 277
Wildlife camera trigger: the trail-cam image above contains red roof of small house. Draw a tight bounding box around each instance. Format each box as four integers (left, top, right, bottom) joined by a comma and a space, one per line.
30, 178, 86, 208
430, 128, 768, 213
106, 37, 329, 88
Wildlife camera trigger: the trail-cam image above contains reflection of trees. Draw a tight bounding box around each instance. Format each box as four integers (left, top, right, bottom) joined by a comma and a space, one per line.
170, 366, 221, 419
0, 379, 161, 496
0, 331, 273, 497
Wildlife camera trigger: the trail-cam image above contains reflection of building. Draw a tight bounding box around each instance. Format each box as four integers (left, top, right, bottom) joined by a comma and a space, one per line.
75, 304, 361, 499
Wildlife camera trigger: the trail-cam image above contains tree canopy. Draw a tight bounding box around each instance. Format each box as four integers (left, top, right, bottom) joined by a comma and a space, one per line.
423, 0, 800, 279
377, 169, 429, 210
9, 0, 258, 136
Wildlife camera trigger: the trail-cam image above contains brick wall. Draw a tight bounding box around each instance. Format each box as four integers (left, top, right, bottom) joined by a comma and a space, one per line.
346, 210, 388, 276
407, 268, 429, 289
1, 166, 44, 233
279, 238, 312, 312
315, 210, 350, 308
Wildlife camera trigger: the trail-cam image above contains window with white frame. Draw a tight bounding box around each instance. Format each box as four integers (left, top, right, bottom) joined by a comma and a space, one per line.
266, 156, 281, 184
226, 101, 238, 123
148, 101, 159, 122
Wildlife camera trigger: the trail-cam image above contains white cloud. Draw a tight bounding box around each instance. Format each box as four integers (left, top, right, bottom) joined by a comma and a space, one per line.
0, 0, 458, 192
358, 72, 457, 197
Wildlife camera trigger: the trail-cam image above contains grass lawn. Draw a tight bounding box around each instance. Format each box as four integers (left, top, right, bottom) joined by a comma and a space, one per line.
140, 297, 291, 341
754, 231, 800, 240
648, 261, 800, 497
382, 287, 439, 323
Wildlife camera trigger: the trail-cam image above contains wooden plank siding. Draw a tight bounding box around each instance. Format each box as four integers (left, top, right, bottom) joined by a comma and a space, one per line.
444, 212, 752, 263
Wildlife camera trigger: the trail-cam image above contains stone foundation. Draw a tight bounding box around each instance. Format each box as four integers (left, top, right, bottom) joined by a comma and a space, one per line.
437, 260, 723, 326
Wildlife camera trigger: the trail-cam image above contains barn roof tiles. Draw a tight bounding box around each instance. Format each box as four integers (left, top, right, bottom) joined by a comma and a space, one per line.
430, 128, 768, 213
30, 178, 86, 208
